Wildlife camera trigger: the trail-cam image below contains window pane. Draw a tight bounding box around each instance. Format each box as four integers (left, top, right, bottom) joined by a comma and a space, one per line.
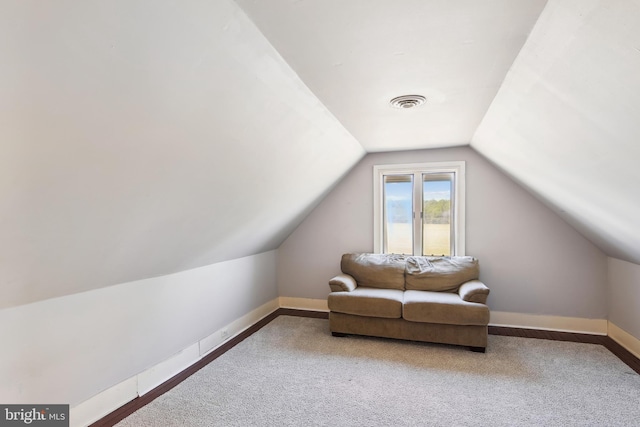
374, 162, 464, 256
422, 175, 452, 256
383, 175, 413, 254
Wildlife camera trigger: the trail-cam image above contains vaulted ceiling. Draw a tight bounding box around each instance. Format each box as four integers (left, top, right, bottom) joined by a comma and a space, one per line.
236, 0, 547, 151
236, 0, 640, 264
2, 0, 638, 308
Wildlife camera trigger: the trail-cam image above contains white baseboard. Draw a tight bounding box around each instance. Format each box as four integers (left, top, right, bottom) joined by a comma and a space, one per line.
490, 311, 608, 335
279, 296, 328, 312
608, 322, 640, 360
200, 298, 280, 356
137, 343, 201, 396
70, 376, 138, 427
70, 298, 279, 427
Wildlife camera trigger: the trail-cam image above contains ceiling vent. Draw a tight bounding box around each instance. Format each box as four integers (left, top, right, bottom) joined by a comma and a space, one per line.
389, 95, 427, 109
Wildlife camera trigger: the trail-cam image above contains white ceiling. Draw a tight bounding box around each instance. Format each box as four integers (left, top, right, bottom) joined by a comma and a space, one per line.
2, 0, 639, 308
235, 0, 547, 151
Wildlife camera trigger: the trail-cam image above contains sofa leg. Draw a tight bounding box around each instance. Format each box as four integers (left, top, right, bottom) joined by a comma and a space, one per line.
332, 332, 347, 337
469, 346, 486, 353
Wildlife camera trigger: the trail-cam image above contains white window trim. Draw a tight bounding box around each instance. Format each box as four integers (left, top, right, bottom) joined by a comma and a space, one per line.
373, 161, 466, 256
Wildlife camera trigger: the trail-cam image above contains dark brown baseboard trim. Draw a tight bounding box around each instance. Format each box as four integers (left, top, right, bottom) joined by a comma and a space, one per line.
489, 326, 640, 374
488, 325, 607, 344
601, 337, 640, 374
90, 309, 281, 427
277, 308, 329, 319
90, 309, 639, 426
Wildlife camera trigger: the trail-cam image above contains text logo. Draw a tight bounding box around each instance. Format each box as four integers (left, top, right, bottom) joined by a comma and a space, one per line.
0, 405, 68, 427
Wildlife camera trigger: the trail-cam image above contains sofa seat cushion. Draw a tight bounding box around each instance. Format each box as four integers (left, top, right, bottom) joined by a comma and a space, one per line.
403, 290, 489, 326
405, 256, 479, 292
328, 287, 404, 319
341, 253, 407, 290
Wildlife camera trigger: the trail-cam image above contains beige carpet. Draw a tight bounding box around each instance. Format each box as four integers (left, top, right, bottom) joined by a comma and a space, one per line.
117, 316, 640, 426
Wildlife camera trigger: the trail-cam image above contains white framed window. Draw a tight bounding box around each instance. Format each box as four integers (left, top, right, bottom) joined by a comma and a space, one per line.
373, 161, 465, 256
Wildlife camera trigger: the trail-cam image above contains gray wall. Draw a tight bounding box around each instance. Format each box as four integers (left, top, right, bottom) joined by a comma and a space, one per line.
0, 251, 277, 408
278, 147, 607, 318
608, 257, 640, 339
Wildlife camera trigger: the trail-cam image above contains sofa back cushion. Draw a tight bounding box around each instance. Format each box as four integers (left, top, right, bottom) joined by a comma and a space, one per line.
405, 256, 479, 292
341, 253, 406, 290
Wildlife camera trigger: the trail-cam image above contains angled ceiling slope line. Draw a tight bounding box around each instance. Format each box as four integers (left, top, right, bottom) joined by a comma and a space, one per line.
0, 0, 364, 309
472, 0, 640, 264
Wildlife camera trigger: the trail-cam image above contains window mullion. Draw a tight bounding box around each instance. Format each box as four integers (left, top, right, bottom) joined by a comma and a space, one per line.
450, 174, 456, 256
413, 172, 422, 256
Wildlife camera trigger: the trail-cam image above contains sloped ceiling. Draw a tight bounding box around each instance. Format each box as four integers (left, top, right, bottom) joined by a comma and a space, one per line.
0, 0, 364, 308
472, 0, 640, 265
2, 0, 638, 308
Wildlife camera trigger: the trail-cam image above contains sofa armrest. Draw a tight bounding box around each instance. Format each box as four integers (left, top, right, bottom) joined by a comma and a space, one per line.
458, 280, 490, 304
329, 274, 357, 292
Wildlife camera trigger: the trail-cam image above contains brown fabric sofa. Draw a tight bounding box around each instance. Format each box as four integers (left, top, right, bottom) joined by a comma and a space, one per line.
328, 253, 491, 352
